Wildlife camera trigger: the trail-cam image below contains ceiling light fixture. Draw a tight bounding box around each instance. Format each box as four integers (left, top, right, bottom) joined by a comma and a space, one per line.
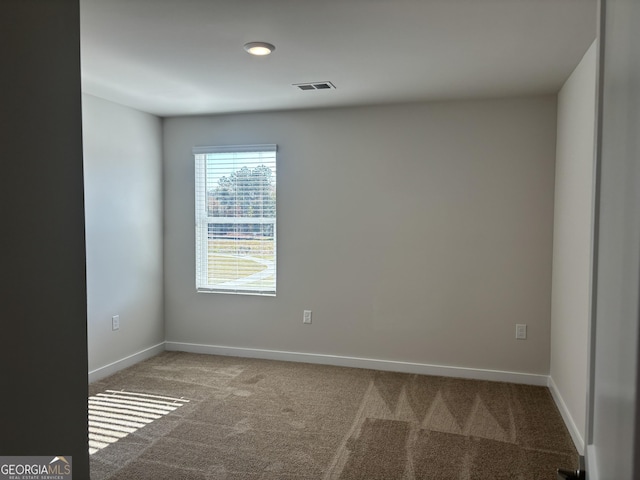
244, 42, 275, 56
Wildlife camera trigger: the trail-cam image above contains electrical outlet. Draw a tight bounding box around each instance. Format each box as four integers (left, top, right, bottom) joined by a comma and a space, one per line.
112, 315, 120, 331
516, 324, 527, 339
303, 310, 312, 324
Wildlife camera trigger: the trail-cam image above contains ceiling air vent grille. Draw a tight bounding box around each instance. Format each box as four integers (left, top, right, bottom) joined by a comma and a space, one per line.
293, 81, 336, 91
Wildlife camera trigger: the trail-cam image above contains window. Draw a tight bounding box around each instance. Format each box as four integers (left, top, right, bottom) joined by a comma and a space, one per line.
193, 144, 277, 295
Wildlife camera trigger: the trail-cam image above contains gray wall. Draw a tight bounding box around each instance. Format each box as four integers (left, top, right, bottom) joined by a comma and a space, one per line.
0, 0, 89, 476
164, 97, 557, 375
550, 40, 597, 451
82, 94, 164, 373
588, 0, 640, 476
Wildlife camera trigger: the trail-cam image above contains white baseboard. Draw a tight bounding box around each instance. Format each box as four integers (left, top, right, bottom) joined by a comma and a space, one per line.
548, 375, 585, 454
165, 341, 548, 386
89, 342, 166, 383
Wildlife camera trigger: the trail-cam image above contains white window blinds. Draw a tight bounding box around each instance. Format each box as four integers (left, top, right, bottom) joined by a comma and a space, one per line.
194, 144, 277, 295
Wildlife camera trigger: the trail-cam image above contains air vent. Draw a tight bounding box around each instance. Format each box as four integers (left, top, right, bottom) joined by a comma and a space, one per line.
293, 81, 336, 91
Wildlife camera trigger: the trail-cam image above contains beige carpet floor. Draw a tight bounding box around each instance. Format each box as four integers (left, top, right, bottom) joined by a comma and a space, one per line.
89, 352, 578, 479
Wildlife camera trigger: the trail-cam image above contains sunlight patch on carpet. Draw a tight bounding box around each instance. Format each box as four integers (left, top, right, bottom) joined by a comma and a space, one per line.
88, 390, 189, 455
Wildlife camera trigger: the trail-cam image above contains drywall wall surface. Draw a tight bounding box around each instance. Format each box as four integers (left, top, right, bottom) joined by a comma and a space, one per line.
83, 94, 164, 372
589, 0, 640, 476
550, 40, 597, 449
163, 97, 557, 374
0, 0, 89, 474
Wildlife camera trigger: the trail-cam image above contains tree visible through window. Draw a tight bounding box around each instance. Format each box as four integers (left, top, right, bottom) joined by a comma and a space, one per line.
194, 145, 276, 295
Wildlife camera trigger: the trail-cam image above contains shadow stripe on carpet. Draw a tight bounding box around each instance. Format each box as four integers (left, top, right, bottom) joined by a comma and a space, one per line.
88, 389, 189, 454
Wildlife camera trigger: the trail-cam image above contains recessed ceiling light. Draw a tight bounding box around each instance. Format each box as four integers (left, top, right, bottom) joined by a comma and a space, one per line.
244, 42, 275, 56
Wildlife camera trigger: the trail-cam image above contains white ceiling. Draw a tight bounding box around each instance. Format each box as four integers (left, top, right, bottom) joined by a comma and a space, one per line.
80, 0, 597, 118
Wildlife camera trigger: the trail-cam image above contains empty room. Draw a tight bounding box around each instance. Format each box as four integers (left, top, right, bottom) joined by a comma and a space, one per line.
3, 0, 639, 479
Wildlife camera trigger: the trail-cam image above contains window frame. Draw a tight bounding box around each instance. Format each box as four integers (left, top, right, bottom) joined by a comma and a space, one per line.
193, 144, 277, 296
